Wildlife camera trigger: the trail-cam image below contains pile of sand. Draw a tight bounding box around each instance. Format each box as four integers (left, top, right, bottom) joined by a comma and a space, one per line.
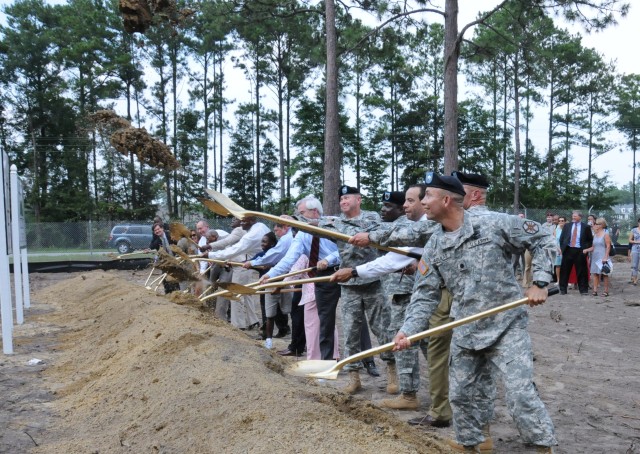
27, 271, 448, 453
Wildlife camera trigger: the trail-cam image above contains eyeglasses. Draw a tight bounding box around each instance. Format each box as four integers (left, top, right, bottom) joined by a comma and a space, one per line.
191, 234, 197, 237
594, 223, 602, 225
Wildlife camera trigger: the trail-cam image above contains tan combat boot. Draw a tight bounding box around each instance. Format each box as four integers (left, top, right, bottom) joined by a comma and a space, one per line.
446, 440, 481, 453
386, 363, 399, 394
343, 370, 361, 394
379, 392, 420, 410
478, 424, 494, 453
447, 433, 494, 454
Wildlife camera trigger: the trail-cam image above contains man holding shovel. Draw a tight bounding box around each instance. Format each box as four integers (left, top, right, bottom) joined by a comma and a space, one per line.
331, 187, 431, 409
392, 173, 557, 453
259, 196, 342, 359
320, 185, 397, 395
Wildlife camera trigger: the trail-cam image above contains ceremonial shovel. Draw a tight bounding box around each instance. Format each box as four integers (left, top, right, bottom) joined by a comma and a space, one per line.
169, 222, 200, 247
203, 189, 421, 260
199, 267, 317, 302
191, 257, 247, 267
114, 251, 154, 259
286, 287, 560, 379
217, 276, 332, 294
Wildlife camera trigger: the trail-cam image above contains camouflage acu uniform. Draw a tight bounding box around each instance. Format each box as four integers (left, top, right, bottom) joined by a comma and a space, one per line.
321, 211, 394, 371
401, 211, 557, 447
370, 216, 453, 420
377, 216, 427, 393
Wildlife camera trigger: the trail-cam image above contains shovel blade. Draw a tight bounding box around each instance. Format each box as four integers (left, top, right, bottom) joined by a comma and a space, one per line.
217, 282, 256, 294
285, 360, 340, 379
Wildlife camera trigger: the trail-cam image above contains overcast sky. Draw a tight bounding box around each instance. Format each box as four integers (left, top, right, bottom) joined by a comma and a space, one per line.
455, 1, 638, 187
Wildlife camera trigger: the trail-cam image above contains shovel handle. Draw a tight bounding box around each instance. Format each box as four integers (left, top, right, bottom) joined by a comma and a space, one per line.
331, 287, 559, 369
199, 267, 318, 302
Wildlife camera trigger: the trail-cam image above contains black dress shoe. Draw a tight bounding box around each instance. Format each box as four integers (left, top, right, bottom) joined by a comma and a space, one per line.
274, 327, 290, 338
364, 362, 380, 377
407, 414, 451, 428
277, 349, 303, 357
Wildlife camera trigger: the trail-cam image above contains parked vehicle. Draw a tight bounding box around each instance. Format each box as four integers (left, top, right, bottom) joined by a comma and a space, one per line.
107, 224, 154, 254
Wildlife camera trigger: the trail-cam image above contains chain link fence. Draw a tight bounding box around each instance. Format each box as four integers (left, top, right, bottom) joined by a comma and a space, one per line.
25, 218, 235, 253
23, 207, 635, 253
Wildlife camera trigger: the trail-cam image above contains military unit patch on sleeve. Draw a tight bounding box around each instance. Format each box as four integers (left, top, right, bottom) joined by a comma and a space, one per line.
418, 258, 429, 275
523, 220, 539, 234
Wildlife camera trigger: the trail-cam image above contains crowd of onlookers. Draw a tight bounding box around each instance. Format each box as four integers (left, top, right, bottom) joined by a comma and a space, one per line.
516, 211, 640, 296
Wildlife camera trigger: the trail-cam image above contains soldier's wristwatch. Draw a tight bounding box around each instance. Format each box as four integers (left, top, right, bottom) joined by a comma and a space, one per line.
533, 281, 549, 289
351, 268, 359, 278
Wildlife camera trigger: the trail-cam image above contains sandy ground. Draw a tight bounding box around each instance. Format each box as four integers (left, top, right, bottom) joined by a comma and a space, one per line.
1, 260, 639, 453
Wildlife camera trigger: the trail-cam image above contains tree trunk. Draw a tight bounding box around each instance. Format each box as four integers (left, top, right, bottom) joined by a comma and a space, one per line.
255, 52, 262, 211
218, 56, 224, 192
355, 64, 361, 188
171, 42, 179, 217
513, 59, 521, 214
203, 53, 210, 192
547, 54, 555, 181
587, 101, 594, 207
278, 55, 286, 203
443, 0, 459, 174
286, 92, 291, 206
323, 0, 341, 215
633, 131, 637, 219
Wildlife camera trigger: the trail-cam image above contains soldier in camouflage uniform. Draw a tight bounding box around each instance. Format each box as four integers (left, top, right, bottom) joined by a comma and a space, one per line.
349, 189, 455, 426
392, 173, 557, 453
332, 188, 426, 406
321, 185, 396, 394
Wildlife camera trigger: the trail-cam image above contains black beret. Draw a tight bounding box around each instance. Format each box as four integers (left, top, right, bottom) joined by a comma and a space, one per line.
339, 185, 360, 198
451, 171, 489, 189
424, 172, 466, 197
382, 191, 405, 206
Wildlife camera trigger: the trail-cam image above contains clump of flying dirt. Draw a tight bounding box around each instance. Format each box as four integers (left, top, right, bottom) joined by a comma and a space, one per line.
168, 223, 195, 245
118, 0, 195, 33
154, 249, 200, 282
166, 291, 202, 308
169, 244, 192, 262
89, 109, 180, 170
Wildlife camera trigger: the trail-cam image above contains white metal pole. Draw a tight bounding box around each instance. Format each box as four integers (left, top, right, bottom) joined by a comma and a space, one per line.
10, 166, 23, 324
0, 161, 13, 353
21, 249, 30, 309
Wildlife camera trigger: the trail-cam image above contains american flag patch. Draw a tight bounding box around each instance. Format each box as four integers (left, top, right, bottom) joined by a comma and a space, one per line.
418, 259, 429, 275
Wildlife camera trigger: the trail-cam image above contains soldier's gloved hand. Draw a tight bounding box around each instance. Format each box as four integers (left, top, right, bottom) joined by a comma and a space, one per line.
349, 232, 371, 247
525, 286, 548, 307
330, 268, 353, 282
316, 259, 329, 271
392, 331, 412, 351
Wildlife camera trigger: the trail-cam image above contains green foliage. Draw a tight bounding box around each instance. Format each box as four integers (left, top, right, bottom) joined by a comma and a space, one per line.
0, 0, 633, 223
225, 105, 256, 209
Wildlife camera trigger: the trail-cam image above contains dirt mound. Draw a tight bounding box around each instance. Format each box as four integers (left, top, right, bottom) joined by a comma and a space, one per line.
26, 271, 448, 453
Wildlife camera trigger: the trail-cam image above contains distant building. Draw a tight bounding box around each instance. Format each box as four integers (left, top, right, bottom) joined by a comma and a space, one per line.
612, 204, 636, 221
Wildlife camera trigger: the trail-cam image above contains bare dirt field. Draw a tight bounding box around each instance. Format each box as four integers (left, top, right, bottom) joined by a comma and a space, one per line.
1, 260, 639, 453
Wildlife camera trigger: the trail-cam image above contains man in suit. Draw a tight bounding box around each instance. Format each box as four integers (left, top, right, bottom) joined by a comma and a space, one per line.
559, 210, 593, 295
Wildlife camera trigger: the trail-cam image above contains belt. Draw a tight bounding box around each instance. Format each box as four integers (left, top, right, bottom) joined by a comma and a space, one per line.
316, 266, 340, 276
